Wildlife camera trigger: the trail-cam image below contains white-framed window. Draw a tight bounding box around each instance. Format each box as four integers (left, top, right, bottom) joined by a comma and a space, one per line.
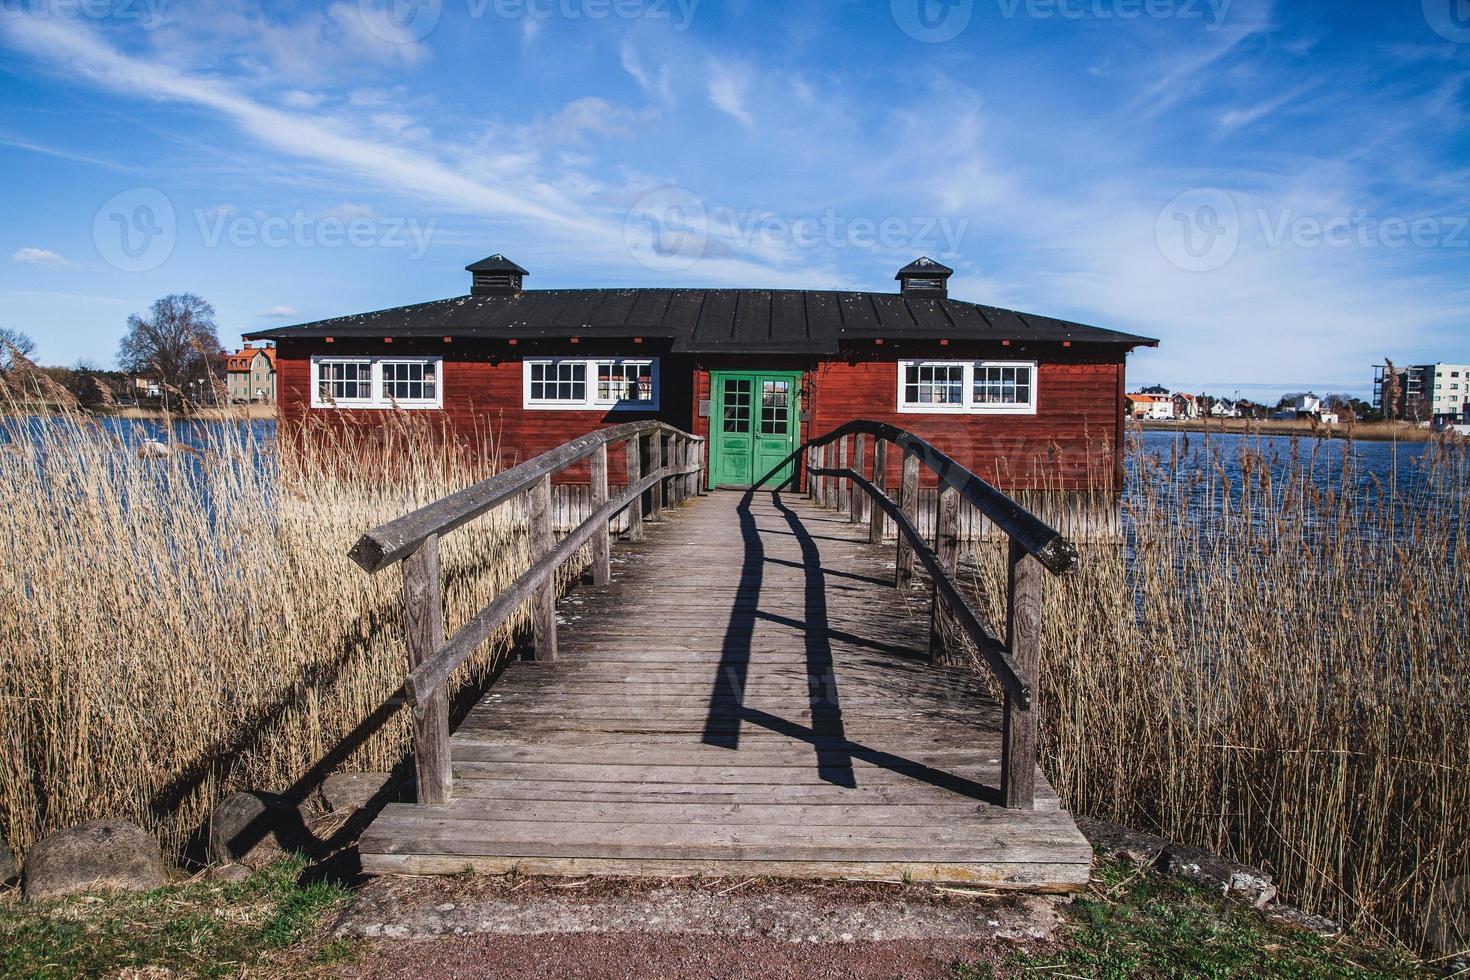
310, 356, 444, 410
524, 358, 659, 410
897, 360, 1038, 415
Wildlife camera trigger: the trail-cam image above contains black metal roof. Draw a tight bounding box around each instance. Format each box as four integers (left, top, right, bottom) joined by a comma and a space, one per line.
245, 288, 1157, 353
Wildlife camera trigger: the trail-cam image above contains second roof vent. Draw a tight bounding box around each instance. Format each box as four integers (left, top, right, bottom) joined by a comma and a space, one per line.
467, 254, 530, 296
896, 257, 954, 299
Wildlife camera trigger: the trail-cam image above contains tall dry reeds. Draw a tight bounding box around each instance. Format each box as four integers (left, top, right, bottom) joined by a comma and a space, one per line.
963, 429, 1469, 954
0, 403, 536, 860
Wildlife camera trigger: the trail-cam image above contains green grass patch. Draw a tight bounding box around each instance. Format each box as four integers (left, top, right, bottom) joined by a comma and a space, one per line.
956, 860, 1423, 980
0, 857, 350, 979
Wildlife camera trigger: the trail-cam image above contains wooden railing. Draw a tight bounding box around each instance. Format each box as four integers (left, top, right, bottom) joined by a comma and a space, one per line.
350, 422, 707, 804
794, 420, 1079, 810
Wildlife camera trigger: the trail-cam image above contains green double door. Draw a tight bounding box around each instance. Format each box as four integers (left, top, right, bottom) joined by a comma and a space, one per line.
708, 372, 802, 489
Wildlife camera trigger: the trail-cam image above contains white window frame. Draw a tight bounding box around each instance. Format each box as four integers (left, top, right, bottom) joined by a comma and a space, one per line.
310, 356, 444, 410
522, 357, 660, 411
896, 359, 1038, 415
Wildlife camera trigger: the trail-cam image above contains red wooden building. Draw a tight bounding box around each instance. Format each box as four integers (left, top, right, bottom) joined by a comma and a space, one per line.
247, 255, 1155, 495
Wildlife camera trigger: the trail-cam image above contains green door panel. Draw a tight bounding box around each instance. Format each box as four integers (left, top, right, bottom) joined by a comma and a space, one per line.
709, 371, 800, 489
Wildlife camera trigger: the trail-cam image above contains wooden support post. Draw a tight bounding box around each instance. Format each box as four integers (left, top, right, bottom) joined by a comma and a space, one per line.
697, 439, 708, 495
895, 449, 920, 587
682, 438, 694, 501
869, 438, 888, 544
624, 436, 643, 542
824, 442, 838, 510
851, 433, 867, 525
649, 434, 664, 520
590, 442, 611, 586
402, 535, 452, 804
805, 445, 816, 497
929, 485, 960, 663
837, 436, 850, 515
529, 475, 558, 662
1001, 538, 1043, 810
669, 436, 682, 506
815, 444, 827, 504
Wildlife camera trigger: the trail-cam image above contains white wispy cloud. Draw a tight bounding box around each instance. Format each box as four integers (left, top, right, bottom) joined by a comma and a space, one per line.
12, 247, 71, 268
258, 305, 298, 319
707, 60, 755, 128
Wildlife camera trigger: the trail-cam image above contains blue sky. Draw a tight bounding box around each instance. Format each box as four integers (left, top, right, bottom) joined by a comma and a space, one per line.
1, 0, 1467, 401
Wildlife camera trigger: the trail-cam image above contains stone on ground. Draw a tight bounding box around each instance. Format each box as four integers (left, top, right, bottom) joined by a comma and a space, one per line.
207, 791, 314, 869
22, 819, 166, 901
320, 772, 406, 813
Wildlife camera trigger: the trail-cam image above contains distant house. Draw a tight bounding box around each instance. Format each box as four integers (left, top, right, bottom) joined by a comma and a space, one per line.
226, 343, 277, 404
1126, 391, 1174, 420
1209, 398, 1242, 418
1271, 392, 1337, 424
1138, 384, 1171, 396
1172, 392, 1200, 419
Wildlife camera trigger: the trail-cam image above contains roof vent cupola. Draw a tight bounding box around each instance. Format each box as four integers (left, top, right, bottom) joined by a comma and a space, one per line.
467, 254, 530, 296
896, 257, 953, 299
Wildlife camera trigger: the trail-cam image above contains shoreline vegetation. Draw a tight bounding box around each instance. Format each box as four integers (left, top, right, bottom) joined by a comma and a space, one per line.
1142, 416, 1450, 441
1, 398, 1466, 964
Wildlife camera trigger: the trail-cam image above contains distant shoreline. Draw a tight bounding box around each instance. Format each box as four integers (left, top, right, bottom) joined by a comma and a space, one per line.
1139, 418, 1441, 443
106, 404, 278, 422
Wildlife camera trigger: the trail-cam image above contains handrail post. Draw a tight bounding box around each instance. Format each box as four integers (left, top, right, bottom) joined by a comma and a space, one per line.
895, 448, 920, 586
402, 535, 452, 804
851, 433, 867, 525
649, 434, 664, 520
625, 436, 643, 542
1002, 538, 1042, 809
805, 445, 816, 498
529, 474, 558, 661
590, 442, 611, 586
929, 485, 960, 663
869, 438, 888, 544
837, 436, 850, 515
824, 441, 838, 510
815, 444, 827, 504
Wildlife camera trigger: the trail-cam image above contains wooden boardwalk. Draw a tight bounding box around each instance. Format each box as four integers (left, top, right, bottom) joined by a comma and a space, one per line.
360, 489, 1091, 889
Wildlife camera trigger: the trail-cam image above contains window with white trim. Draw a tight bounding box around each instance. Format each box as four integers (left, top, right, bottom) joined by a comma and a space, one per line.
524, 358, 658, 410
897, 360, 1037, 414
310, 356, 444, 410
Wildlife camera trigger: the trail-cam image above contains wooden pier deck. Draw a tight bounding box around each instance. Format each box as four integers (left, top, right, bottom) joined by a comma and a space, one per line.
359, 488, 1091, 889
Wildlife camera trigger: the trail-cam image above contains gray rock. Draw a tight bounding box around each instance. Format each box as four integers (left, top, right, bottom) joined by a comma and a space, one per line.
1264, 903, 1339, 937
207, 792, 313, 869
1159, 843, 1278, 908
320, 772, 405, 813
208, 863, 253, 884
1074, 817, 1166, 868
1, 839, 16, 884
23, 819, 166, 901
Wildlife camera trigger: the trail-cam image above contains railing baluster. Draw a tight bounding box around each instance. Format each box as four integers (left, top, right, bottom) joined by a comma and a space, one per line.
851, 433, 867, 525
649, 434, 664, 520
402, 534, 452, 804
869, 438, 888, 544
1002, 538, 1042, 810
815, 444, 827, 504
837, 436, 850, 515
625, 436, 643, 542
590, 442, 611, 586
529, 474, 558, 661
929, 485, 960, 663
895, 449, 920, 587
825, 441, 838, 510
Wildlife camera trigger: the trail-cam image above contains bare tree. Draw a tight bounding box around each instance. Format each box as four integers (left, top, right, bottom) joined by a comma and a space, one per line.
0, 327, 36, 372
117, 295, 222, 394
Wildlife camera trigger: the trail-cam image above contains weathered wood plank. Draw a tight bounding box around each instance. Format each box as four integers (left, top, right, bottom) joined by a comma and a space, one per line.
1003, 539, 1043, 810
402, 536, 452, 805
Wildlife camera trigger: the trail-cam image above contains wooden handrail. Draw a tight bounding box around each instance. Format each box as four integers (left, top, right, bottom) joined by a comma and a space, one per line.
350, 420, 696, 574
792, 420, 1075, 809
352, 421, 706, 804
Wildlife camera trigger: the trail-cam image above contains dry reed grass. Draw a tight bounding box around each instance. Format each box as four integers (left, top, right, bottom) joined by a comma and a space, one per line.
0, 402, 539, 862
963, 429, 1469, 955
